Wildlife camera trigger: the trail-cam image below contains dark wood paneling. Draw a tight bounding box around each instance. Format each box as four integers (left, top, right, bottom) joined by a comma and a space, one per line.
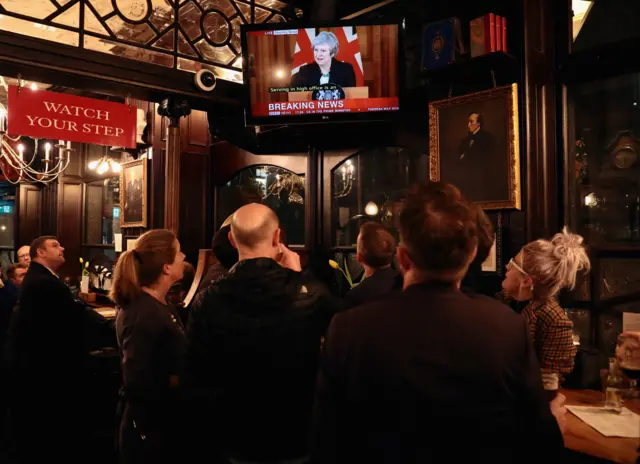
18, 184, 42, 248
85, 183, 104, 244
151, 103, 167, 229
41, 182, 58, 236
184, 110, 210, 150
180, 152, 210, 265
211, 142, 307, 185
523, 0, 559, 240
57, 181, 82, 279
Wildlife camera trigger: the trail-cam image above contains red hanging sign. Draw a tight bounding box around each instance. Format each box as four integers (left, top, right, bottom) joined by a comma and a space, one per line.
7, 85, 137, 148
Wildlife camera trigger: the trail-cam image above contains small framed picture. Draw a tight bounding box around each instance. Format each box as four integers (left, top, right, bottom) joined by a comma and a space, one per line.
482, 212, 503, 274
120, 159, 147, 228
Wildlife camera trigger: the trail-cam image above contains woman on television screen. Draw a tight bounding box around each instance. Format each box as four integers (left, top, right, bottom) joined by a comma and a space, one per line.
290, 31, 356, 88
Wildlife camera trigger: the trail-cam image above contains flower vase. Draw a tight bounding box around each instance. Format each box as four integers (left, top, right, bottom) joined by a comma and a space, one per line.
80, 275, 90, 294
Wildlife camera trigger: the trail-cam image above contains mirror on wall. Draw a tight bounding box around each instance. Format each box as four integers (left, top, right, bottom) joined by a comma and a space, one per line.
85, 176, 121, 246
332, 147, 429, 247
216, 165, 306, 246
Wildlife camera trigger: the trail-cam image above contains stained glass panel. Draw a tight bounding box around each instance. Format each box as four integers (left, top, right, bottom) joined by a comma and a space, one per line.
0, 0, 296, 83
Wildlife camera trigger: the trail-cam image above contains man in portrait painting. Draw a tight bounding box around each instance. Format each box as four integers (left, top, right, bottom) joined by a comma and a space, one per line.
124, 168, 143, 223
457, 112, 495, 162
442, 109, 509, 204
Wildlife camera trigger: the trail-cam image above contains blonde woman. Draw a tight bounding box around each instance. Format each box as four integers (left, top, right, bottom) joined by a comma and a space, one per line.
502, 227, 590, 397
110, 229, 186, 464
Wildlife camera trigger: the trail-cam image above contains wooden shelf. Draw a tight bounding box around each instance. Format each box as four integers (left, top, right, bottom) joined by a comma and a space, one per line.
421, 52, 518, 81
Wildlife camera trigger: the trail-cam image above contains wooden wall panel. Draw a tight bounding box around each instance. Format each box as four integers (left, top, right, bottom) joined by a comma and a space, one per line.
211, 141, 307, 185
57, 181, 82, 279
18, 184, 42, 248
85, 183, 104, 244
179, 152, 210, 265
184, 110, 210, 151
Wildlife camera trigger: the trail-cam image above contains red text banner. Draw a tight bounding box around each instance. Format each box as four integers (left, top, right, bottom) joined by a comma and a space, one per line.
252, 97, 400, 117
8, 85, 137, 148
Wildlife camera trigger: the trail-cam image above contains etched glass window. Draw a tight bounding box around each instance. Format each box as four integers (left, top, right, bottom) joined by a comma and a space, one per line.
0, 0, 295, 83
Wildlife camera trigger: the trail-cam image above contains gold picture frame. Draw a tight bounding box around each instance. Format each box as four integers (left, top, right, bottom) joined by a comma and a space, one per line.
120, 158, 147, 228
429, 83, 521, 210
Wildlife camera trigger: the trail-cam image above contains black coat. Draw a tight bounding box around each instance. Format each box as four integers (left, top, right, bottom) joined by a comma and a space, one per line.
0, 279, 18, 363
291, 58, 356, 89
449, 129, 508, 203
7, 262, 105, 372
313, 281, 564, 464
344, 267, 402, 309
6, 261, 108, 460
186, 258, 342, 461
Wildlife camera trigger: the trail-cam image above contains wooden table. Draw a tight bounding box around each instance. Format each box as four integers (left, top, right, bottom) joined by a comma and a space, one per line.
92, 306, 117, 319
562, 389, 639, 464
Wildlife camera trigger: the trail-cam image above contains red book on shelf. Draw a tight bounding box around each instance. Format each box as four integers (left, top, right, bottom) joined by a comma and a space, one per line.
496, 16, 502, 51
487, 13, 496, 52
470, 13, 497, 57
502, 17, 507, 52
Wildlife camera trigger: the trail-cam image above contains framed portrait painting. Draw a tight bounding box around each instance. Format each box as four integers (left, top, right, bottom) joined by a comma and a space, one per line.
429, 84, 521, 210
120, 159, 147, 228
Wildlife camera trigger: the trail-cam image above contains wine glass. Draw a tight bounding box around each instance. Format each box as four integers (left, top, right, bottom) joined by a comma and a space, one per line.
616, 332, 640, 398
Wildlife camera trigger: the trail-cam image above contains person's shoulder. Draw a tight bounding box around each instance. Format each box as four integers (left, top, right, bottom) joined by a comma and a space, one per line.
535, 299, 571, 327
334, 59, 353, 69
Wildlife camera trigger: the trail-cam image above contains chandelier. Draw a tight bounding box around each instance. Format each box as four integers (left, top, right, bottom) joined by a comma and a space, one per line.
0, 102, 73, 184
88, 155, 121, 175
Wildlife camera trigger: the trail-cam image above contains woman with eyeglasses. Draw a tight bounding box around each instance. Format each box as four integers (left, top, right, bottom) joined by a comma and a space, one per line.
501, 227, 590, 400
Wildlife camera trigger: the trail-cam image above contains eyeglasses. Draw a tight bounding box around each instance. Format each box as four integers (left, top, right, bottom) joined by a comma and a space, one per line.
507, 258, 529, 276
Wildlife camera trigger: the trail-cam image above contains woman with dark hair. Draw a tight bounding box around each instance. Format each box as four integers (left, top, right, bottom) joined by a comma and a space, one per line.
110, 229, 186, 464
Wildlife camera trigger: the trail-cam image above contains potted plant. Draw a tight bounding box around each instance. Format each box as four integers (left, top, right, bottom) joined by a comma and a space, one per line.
329, 257, 366, 288
79, 257, 90, 294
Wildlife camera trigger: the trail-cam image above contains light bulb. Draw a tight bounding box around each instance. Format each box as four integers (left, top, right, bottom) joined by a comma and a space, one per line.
1, 226, 6, 231
88, 160, 99, 170
584, 193, 597, 207
365, 201, 379, 216
97, 162, 109, 174
111, 162, 121, 173
30, 82, 37, 91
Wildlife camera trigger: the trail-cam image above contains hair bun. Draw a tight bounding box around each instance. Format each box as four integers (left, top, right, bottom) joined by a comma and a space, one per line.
551, 227, 584, 260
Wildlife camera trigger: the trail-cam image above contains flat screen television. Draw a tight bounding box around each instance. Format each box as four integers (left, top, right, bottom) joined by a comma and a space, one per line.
241, 20, 402, 126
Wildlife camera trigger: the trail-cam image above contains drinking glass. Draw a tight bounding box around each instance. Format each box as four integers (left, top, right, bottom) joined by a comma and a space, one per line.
616, 332, 640, 398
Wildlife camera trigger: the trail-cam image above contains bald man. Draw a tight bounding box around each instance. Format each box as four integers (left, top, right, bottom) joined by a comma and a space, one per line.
186, 203, 340, 463
17, 245, 31, 266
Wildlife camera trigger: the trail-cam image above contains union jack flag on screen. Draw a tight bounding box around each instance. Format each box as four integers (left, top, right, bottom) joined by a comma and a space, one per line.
291, 27, 365, 87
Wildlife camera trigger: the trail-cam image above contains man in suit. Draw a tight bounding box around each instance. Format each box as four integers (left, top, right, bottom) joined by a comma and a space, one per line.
290, 31, 356, 89
7, 236, 106, 461
313, 182, 567, 463
450, 112, 507, 203
345, 222, 402, 308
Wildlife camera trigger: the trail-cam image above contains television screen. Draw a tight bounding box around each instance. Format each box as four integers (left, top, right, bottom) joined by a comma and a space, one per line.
242, 21, 401, 125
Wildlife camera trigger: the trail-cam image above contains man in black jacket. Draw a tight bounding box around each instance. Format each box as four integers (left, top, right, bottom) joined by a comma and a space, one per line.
313, 182, 566, 464
345, 222, 401, 308
7, 236, 107, 462
186, 203, 341, 463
